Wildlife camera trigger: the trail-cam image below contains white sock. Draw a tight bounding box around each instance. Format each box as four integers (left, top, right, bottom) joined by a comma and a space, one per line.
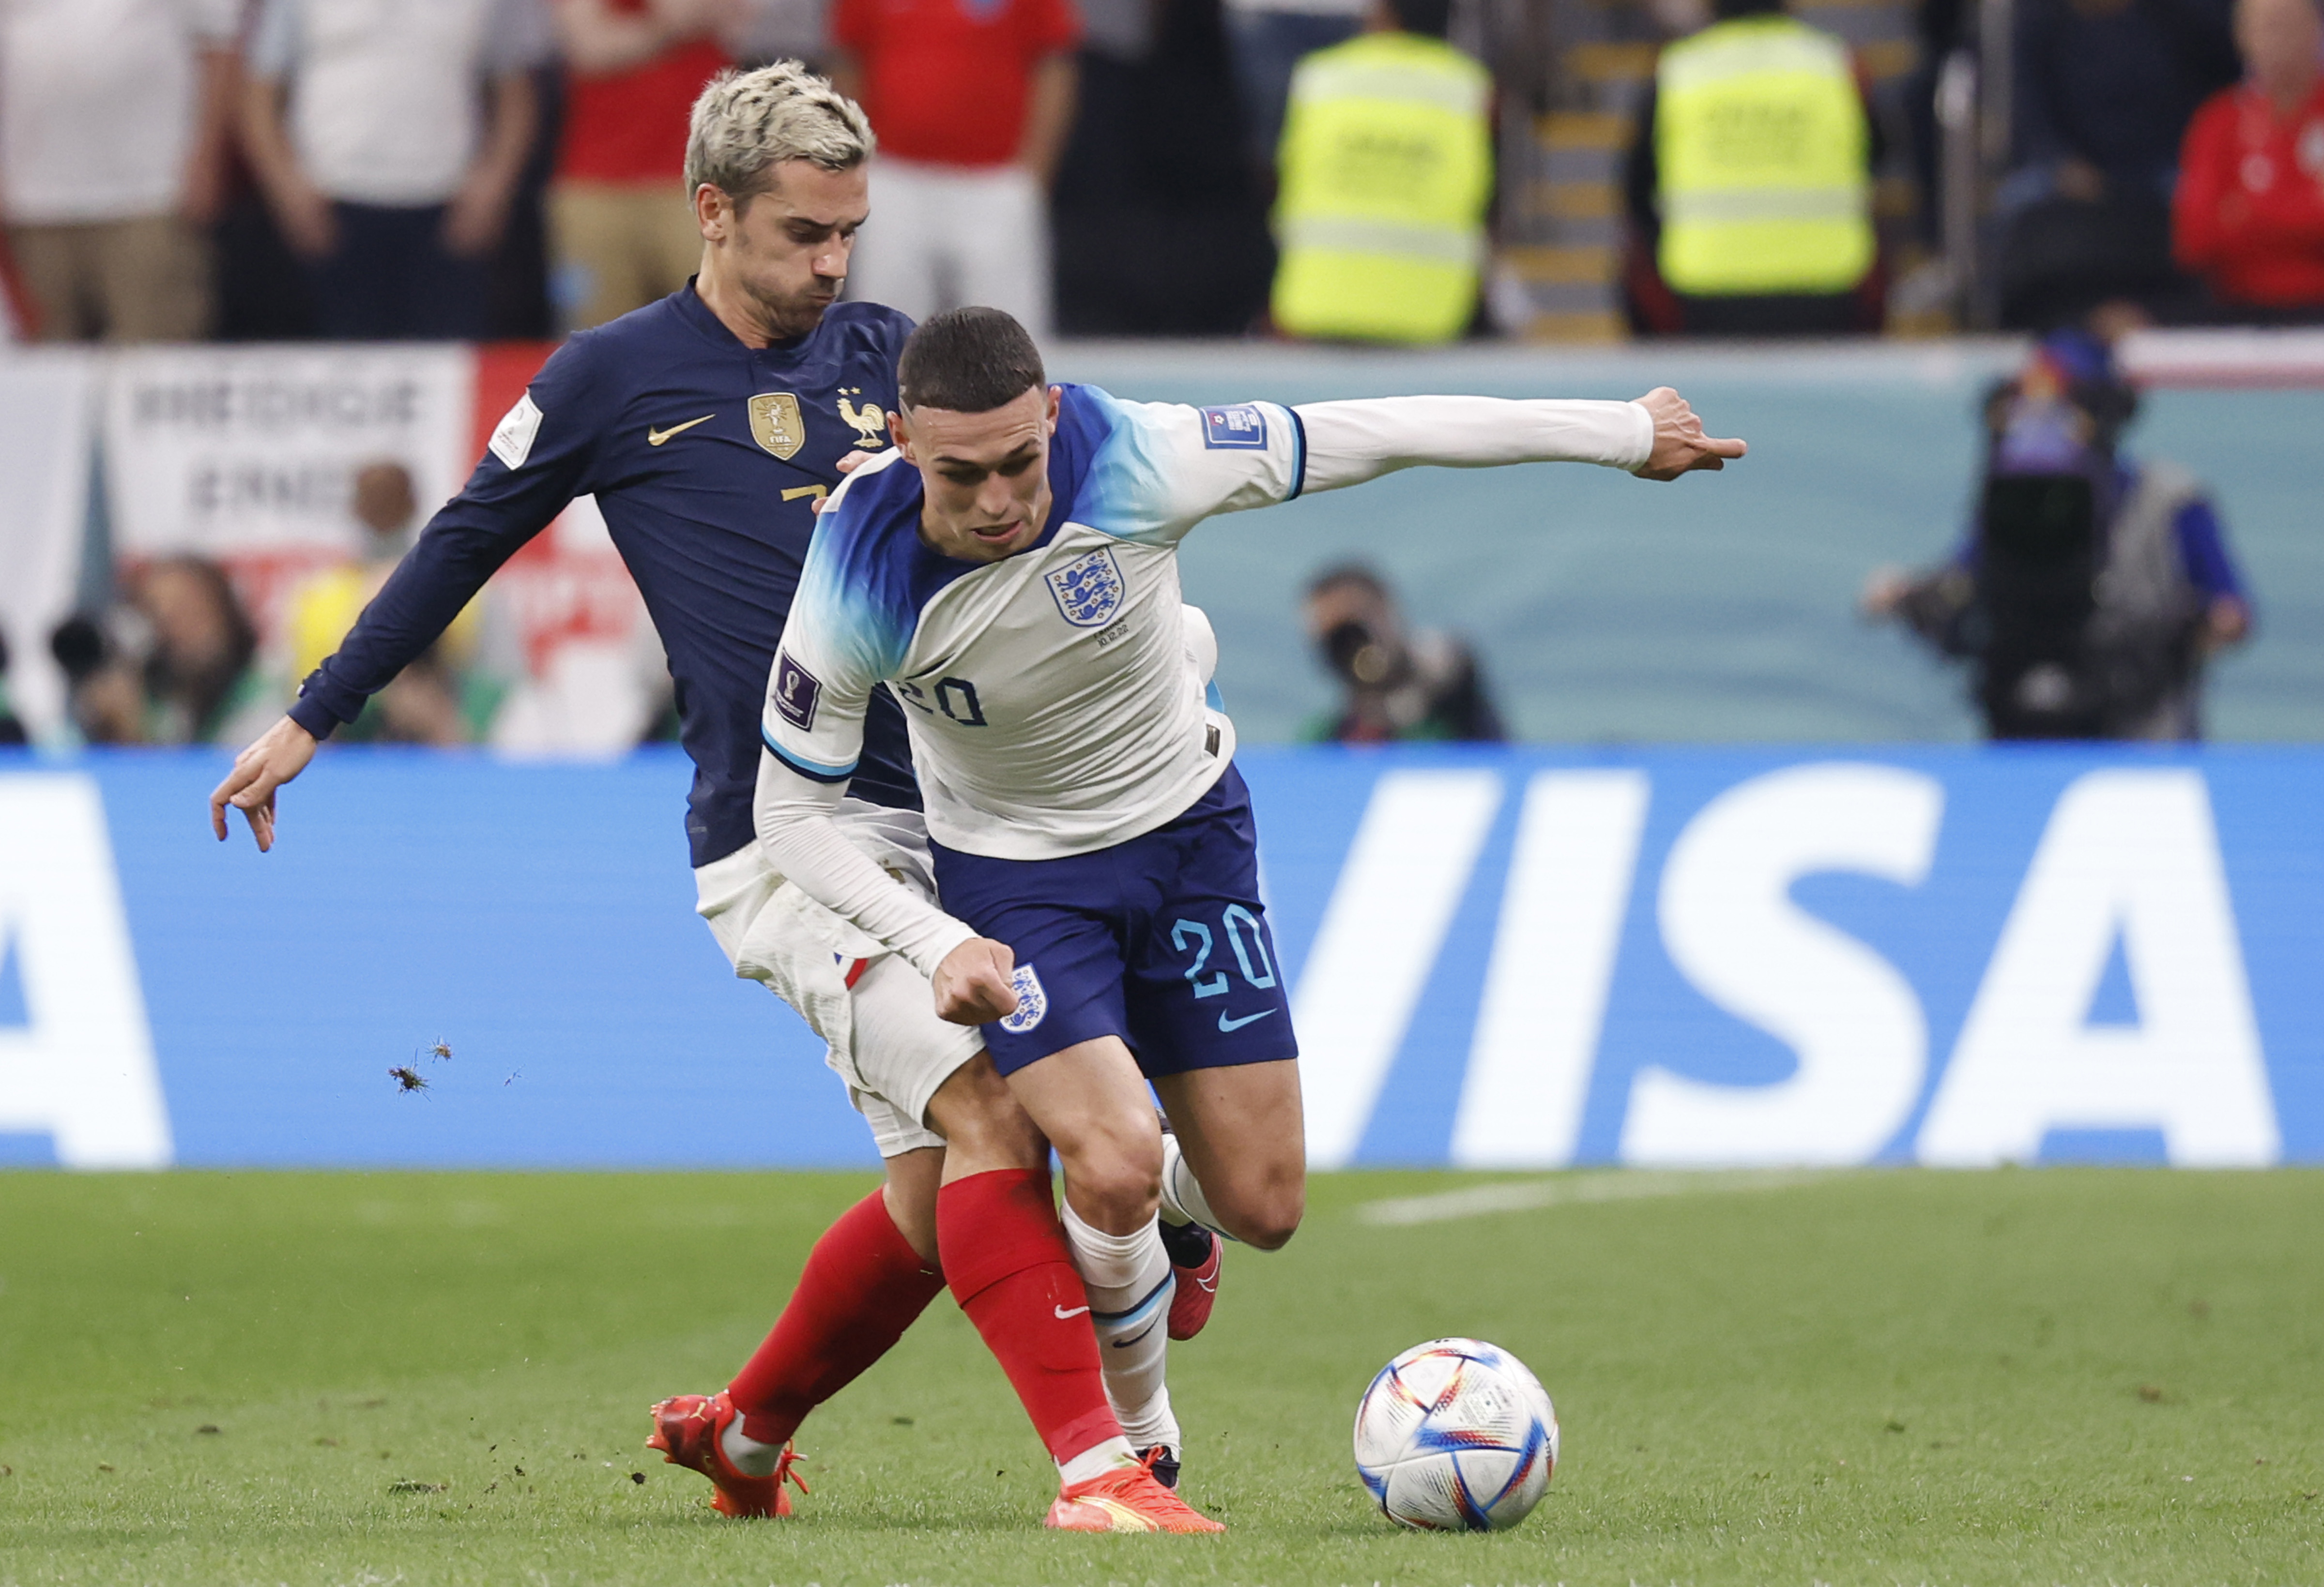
1059, 1201, 1180, 1454
1160, 1131, 1230, 1240
720, 1417, 781, 1477
1057, 1435, 1140, 1487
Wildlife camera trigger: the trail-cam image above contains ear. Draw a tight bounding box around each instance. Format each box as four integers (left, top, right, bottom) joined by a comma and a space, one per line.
1045, 385, 1061, 433
693, 183, 727, 243
891, 406, 915, 463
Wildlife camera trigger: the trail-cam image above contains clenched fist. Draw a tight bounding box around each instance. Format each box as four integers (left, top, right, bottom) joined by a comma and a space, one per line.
933, 936, 1021, 1025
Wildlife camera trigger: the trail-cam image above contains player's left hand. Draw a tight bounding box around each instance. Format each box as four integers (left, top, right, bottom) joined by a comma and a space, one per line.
933, 937, 1020, 1025
815, 451, 876, 513
1633, 387, 1747, 480
208, 715, 319, 851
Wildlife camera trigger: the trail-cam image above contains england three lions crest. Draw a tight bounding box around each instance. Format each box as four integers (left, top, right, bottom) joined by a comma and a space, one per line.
1046, 547, 1126, 629
999, 964, 1048, 1033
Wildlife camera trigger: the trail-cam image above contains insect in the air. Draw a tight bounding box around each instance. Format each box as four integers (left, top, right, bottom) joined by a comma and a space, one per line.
419, 1038, 453, 1062
503, 1070, 521, 1086
389, 1066, 429, 1094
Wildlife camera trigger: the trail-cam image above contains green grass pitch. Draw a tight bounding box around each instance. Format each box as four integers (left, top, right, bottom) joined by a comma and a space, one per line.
2, 1168, 2319, 1585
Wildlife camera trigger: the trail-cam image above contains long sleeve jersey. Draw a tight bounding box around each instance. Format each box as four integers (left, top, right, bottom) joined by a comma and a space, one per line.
754, 383, 1655, 975
288, 289, 922, 868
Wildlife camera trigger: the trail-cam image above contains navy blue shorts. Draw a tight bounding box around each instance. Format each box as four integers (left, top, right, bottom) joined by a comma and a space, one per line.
930, 765, 1300, 1078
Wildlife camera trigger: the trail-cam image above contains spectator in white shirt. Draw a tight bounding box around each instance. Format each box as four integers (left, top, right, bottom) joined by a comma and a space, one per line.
238, 0, 550, 339
0, 0, 240, 341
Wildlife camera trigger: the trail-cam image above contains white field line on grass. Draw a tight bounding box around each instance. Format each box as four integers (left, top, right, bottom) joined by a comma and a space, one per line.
1355, 1169, 1841, 1226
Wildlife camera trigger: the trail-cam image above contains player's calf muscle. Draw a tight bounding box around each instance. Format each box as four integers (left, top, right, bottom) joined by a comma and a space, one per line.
1156, 1063, 1307, 1248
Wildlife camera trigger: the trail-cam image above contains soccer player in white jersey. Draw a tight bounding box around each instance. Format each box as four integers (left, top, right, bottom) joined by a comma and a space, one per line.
753, 307, 1746, 1516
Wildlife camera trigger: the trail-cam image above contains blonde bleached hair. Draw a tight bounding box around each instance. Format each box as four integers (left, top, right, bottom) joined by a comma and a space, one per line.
684, 62, 876, 204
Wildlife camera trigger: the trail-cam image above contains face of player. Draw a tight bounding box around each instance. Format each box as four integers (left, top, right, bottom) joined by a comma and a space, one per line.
695, 160, 869, 344
2236, 0, 2322, 98
898, 385, 1060, 563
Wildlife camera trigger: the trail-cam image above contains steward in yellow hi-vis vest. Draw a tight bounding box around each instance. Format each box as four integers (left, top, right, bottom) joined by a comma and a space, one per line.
1653, 6, 1873, 297
1270, 0, 1492, 345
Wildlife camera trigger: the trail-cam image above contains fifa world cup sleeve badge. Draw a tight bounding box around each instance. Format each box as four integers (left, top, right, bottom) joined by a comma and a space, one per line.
772, 652, 821, 731
999, 964, 1048, 1033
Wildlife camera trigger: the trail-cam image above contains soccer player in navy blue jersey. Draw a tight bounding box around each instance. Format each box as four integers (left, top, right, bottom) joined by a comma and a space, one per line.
206, 63, 1213, 1535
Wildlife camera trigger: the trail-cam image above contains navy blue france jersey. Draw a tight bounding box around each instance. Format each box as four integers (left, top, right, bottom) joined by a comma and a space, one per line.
287, 290, 921, 868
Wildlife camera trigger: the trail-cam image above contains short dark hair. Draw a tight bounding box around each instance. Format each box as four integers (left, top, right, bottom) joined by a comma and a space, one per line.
1387, 0, 1454, 37
1306, 561, 1391, 602
897, 307, 1045, 413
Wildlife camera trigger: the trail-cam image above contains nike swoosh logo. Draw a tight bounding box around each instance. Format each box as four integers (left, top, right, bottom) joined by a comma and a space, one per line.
647, 413, 715, 446
1054, 1304, 1090, 1320
1110, 1319, 1160, 1349
1217, 1008, 1278, 1032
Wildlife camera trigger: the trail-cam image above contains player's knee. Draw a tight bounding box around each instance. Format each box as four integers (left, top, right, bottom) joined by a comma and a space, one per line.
1061, 1134, 1163, 1229
1214, 1170, 1305, 1251
1232, 1191, 1305, 1252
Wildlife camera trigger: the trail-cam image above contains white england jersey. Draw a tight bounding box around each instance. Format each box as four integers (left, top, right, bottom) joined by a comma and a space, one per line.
760, 382, 1652, 869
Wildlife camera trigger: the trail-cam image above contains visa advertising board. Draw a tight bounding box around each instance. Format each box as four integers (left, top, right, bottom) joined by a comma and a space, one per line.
0, 747, 2316, 1171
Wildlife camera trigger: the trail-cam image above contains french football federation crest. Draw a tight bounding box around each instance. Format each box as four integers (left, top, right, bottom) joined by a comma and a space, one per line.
836, 389, 888, 448
999, 964, 1048, 1033
1045, 547, 1126, 629
749, 392, 806, 459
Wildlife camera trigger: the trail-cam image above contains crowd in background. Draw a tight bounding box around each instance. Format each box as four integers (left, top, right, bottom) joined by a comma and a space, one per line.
1985, 0, 2324, 330
0, 0, 2310, 751
2, 0, 2319, 351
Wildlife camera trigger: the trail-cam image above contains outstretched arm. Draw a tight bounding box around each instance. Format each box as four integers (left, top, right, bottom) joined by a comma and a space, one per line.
206, 491, 547, 848
1297, 386, 1743, 492
210, 344, 606, 848
1097, 384, 1743, 547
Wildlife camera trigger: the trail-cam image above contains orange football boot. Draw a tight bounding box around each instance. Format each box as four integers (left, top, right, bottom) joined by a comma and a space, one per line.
1045, 1449, 1223, 1533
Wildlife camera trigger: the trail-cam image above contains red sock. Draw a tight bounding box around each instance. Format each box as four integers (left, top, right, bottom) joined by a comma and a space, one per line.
938, 1168, 1123, 1466
727, 1189, 946, 1446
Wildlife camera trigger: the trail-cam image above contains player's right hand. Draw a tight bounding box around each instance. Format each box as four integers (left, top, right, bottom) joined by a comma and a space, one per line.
208, 715, 320, 852
934, 937, 1020, 1025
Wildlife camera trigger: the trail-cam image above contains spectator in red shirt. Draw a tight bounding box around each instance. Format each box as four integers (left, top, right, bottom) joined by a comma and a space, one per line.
829, 0, 1081, 336
549, 0, 737, 328
2173, 0, 2324, 317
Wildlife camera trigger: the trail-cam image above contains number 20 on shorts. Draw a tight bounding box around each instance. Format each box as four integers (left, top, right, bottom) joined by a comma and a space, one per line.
1171, 905, 1277, 999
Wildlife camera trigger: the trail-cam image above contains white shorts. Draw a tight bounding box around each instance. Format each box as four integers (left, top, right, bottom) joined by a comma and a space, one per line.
844, 158, 1052, 338
694, 801, 981, 1157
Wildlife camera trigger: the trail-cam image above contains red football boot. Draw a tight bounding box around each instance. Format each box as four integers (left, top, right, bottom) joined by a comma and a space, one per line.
1165, 1225, 1221, 1341
645, 1391, 808, 1518
1045, 1449, 1223, 1533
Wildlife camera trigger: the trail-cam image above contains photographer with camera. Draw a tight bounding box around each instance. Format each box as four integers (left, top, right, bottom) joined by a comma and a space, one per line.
1301, 562, 1506, 744
49, 556, 276, 747
1863, 331, 2251, 741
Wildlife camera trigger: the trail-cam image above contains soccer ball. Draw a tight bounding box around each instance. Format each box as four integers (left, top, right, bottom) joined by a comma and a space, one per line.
1352, 1337, 1558, 1531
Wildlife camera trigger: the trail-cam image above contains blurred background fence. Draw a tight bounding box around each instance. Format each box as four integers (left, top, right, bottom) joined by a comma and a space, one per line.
7, 336, 2323, 755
